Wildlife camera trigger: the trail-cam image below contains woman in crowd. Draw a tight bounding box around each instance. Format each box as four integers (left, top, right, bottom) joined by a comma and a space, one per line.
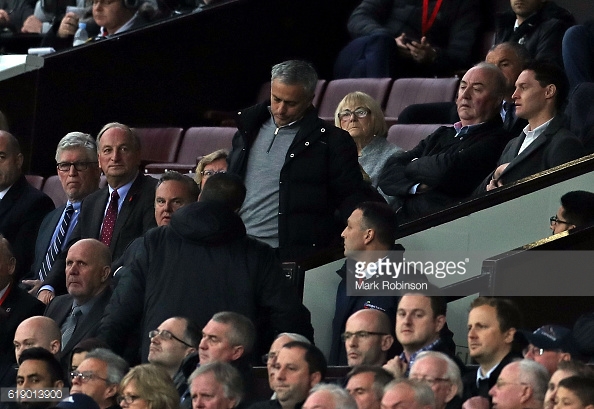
118, 364, 180, 409
194, 149, 228, 190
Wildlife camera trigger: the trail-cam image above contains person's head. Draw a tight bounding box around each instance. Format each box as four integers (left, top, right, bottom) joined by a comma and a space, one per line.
188, 362, 243, 409
342, 202, 398, 258
456, 63, 506, 126
118, 364, 180, 409
554, 376, 594, 409
199, 312, 256, 365
489, 360, 549, 409
65, 239, 111, 305
304, 383, 358, 409
274, 341, 327, 409
70, 338, 109, 373
266, 333, 311, 391
381, 379, 435, 409
92, 0, 136, 35
510, 0, 546, 23
0, 131, 23, 191
0, 235, 16, 290
17, 347, 65, 391
512, 61, 568, 122
344, 309, 394, 367
468, 297, 522, 369
270, 60, 317, 127
409, 351, 462, 409
346, 366, 394, 409
154, 172, 199, 226
194, 149, 228, 190
96, 123, 141, 188
14, 316, 62, 362
521, 325, 577, 375
198, 173, 246, 212
485, 42, 530, 99
70, 348, 129, 409
55, 132, 101, 203
551, 191, 594, 235
545, 360, 594, 409
396, 294, 446, 356
148, 317, 199, 377
335, 92, 389, 149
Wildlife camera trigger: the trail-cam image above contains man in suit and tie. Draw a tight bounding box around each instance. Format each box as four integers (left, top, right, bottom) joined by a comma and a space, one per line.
22, 132, 101, 295
44, 238, 113, 371
0, 131, 54, 282
476, 61, 586, 193
39, 122, 158, 303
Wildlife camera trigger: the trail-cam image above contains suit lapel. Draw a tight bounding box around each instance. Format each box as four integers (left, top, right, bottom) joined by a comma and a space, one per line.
62, 288, 111, 353
0, 177, 24, 222
111, 175, 142, 250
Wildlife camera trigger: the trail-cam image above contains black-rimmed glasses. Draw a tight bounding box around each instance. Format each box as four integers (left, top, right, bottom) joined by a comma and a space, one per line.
57, 161, 98, 172
148, 329, 194, 348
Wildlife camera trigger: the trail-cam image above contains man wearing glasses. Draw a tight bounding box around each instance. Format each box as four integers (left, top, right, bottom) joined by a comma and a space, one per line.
409, 351, 463, 409
488, 360, 548, 409
342, 309, 394, 368
70, 348, 129, 409
550, 191, 594, 235
148, 317, 199, 378
518, 325, 579, 376
23, 132, 101, 296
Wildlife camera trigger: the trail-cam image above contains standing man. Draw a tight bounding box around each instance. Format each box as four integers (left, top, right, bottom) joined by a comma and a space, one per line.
41, 122, 158, 302
228, 59, 380, 262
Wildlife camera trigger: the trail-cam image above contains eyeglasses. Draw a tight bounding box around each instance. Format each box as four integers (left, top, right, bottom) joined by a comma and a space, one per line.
70, 371, 109, 383
337, 108, 370, 120
409, 375, 450, 385
117, 395, 141, 405
522, 345, 559, 357
550, 215, 571, 226
200, 170, 226, 177
148, 329, 194, 348
341, 331, 388, 341
57, 161, 98, 172
262, 352, 278, 364
494, 380, 529, 389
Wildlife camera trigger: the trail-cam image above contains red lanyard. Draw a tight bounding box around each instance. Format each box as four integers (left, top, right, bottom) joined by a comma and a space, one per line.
0, 283, 12, 307
422, 0, 444, 36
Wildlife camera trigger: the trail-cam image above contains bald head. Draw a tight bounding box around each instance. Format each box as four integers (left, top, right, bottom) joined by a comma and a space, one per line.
345, 309, 394, 367
14, 316, 61, 361
65, 239, 111, 304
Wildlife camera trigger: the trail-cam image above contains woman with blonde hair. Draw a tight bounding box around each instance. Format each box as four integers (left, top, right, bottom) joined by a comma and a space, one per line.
194, 149, 228, 190
118, 364, 179, 409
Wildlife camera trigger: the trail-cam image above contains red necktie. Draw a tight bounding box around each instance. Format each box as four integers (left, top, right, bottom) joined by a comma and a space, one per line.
100, 190, 119, 246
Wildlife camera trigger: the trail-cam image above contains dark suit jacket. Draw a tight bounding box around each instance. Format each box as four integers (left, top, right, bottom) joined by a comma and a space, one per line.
45, 173, 158, 296
25, 205, 66, 281
462, 351, 521, 401
475, 115, 586, 194
0, 175, 55, 281
44, 286, 112, 369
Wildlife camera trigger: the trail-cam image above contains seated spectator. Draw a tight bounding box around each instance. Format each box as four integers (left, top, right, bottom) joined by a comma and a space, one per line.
488, 360, 549, 409
335, 92, 402, 203
118, 364, 179, 409
17, 347, 67, 409
265, 333, 311, 397
194, 149, 228, 191
14, 316, 62, 362
554, 376, 594, 409
550, 191, 594, 235
381, 379, 435, 409
545, 361, 594, 409
409, 351, 463, 409
70, 348, 129, 409
519, 325, 579, 375
345, 366, 393, 409
188, 362, 243, 409
494, 0, 574, 67
0, 0, 35, 32
334, 0, 483, 79
342, 309, 394, 368
476, 61, 585, 194
563, 21, 594, 90
379, 63, 511, 222
303, 383, 358, 409
148, 317, 198, 379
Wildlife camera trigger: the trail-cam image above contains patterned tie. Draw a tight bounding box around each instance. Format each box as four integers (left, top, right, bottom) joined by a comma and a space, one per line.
61, 306, 82, 349
38, 204, 74, 280
100, 190, 119, 246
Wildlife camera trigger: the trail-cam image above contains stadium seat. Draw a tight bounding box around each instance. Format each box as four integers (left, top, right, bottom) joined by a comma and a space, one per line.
387, 124, 446, 151
25, 174, 44, 190
133, 127, 184, 168
42, 175, 67, 207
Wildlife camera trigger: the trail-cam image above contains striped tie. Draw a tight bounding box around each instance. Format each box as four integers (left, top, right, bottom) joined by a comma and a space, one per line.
38, 204, 74, 281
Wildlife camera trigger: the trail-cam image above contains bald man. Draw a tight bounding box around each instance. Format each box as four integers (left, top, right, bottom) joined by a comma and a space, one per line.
13, 316, 62, 362
343, 309, 394, 367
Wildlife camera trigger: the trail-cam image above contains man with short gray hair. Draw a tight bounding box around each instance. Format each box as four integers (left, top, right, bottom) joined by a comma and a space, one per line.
488, 360, 548, 409
189, 361, 244, 409
228, 59, 380, 261
304, 383, 358, 409
382, 379, 436, 409
409, 351, 463, 409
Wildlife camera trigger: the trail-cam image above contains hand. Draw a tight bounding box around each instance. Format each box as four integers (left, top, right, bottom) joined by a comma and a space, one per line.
21, 15, 42, 33
407, 36, 437, 64
22, 279, 43, 295
383, 356, 407, 378
462, 396, 490, 409
395, 33, 413, 58
486, 163, 509, 191
57, 12, 79, 38
0, 9, 10, 25
37, 289, 55, 305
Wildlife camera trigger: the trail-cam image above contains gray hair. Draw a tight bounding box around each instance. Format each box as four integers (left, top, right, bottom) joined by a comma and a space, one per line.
55, 132, 98, 163
85, 348, 130, 385
309, 383, 358, 409
347, 366, 394, 401
276, 332, 311, 344
211, 312, 256, 354
472, 62, 507, 100
413, 351, 463, 398
96, 122, 141, 151
188, 362, 243, 405
384, 379, 435, 409
271, 60, 318, 97
516, 359, 550, 403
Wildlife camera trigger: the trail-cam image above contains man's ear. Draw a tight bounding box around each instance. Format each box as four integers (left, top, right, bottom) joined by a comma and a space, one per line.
104, 382, 119, 400
381, 335, 394, 352
50, 339, 61, 355
230, 345, 244, 361
363, 229, 375, 245
445, 382, 458, 404
53, 380, 65, 388
309, 371, 322, 388
503, 327, 516, 345
434, 315, 446, 333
